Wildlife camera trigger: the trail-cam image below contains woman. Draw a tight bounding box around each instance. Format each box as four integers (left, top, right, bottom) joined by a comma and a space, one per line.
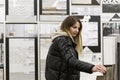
45, 16, 106, 80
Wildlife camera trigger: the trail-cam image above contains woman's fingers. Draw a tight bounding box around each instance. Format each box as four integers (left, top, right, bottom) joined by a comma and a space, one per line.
96, 64, 106, 73
97, 64, 106, 73
92, 64, 107, 74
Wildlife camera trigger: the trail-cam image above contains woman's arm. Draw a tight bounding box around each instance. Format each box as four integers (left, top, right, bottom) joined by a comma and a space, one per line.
56, 37, 94, 73
56, 37, 106, 74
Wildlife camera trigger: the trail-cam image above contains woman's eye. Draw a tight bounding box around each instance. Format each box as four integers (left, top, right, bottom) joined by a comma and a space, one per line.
73, 26, 77, 28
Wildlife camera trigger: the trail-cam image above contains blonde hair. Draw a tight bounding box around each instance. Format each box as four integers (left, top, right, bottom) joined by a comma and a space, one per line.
60, 16, 83, 54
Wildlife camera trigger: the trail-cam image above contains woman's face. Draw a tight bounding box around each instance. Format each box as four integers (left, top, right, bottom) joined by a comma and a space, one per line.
69, 22, 80, 37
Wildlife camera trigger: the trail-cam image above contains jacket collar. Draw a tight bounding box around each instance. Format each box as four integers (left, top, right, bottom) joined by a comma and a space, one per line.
51, 30, 68, 40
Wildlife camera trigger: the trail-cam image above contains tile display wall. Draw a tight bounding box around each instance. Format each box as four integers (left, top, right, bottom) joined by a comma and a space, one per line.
0, 0, 118, 80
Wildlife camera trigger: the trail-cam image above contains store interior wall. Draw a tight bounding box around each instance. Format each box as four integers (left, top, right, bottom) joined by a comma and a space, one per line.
0, 0, 120, 80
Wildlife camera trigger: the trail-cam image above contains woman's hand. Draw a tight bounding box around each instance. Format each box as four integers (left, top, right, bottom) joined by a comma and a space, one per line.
92, 64, 106, 74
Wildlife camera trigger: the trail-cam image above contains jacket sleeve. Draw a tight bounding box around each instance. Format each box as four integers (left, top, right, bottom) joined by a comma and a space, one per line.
56, 37, 94, 73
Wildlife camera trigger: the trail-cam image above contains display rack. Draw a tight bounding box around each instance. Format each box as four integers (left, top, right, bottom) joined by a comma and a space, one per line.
6, 37, 38, 80
5, 0, 37, 23
0, 1, 5, 80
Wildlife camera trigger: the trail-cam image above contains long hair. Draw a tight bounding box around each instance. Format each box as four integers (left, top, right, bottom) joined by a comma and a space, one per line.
60, 16, 83, 54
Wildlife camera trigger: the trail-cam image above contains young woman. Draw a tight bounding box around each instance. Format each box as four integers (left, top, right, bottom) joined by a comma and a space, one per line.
45, 16, 106, 80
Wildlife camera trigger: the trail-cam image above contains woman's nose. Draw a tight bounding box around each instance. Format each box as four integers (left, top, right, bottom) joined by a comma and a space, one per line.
76, 29, 79, 32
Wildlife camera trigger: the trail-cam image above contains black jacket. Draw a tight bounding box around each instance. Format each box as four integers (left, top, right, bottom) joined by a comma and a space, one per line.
45, 36, 94, 80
